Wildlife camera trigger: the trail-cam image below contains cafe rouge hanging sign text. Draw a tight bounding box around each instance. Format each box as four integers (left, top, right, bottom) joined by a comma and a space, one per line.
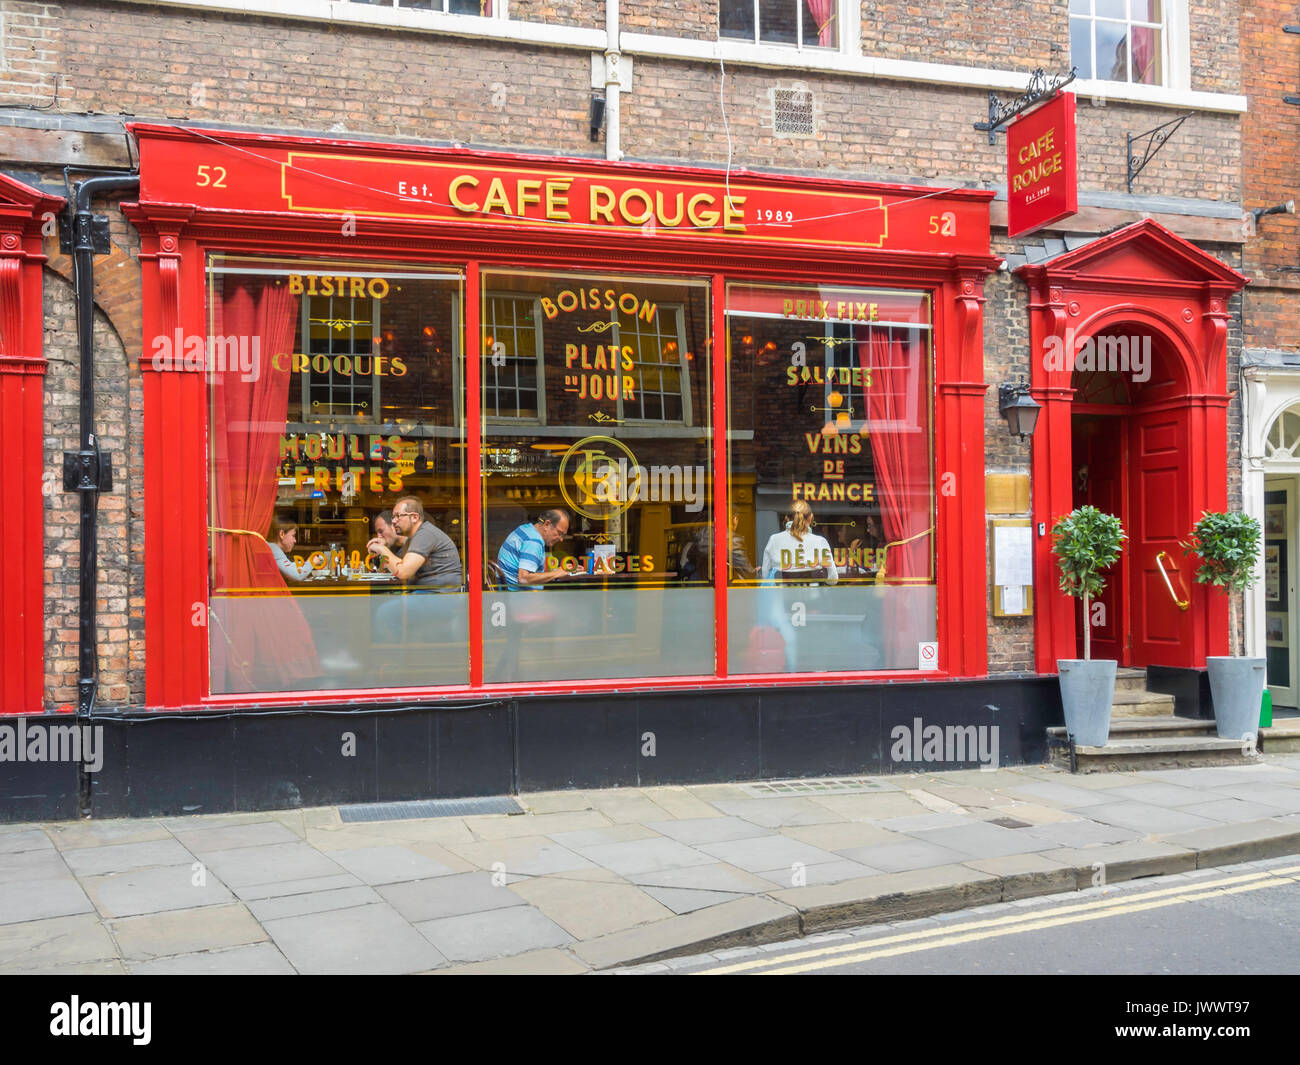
1005, 91, 1078, 239
132, 126, 996, 256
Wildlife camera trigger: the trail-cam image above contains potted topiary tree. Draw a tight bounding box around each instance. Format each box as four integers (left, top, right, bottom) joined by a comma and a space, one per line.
1182, 511, 1264, 740
1051, 505, 1126, 747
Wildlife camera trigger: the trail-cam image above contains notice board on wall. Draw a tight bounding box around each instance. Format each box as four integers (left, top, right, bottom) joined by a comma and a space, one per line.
991, 518, 1034, 617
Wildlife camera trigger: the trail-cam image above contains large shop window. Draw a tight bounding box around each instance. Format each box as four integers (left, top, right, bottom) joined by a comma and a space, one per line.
206, 257, 467, 694
725, 284, 936, 673
480, 270, 714, 683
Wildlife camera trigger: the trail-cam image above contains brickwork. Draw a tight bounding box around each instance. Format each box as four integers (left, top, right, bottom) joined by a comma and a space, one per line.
0, 0, 60, 106
41, 226, 147, 709
624, 0, 713, 39
861, 1, 1064, 72
512, 0, 604, 30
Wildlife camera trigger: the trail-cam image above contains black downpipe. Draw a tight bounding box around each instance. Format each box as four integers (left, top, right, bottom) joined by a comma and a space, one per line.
66, 174, 138, 715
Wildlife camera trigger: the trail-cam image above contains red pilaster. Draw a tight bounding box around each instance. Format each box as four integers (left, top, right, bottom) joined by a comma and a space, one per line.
0, 177, 64, 714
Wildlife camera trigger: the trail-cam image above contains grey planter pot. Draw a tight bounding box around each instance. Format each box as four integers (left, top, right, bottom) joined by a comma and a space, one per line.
1057, 658, 1117, 747
1206, 656, 1267, 740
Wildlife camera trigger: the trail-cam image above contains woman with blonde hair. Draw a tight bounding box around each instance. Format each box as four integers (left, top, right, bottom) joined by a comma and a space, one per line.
761, 500, 840, 583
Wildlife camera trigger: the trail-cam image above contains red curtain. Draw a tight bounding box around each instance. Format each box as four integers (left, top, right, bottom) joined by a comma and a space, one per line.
860, 328, 931, 582
210, 277, 318, 692
806, 0, 835, 46
1131, 27, 1157, 84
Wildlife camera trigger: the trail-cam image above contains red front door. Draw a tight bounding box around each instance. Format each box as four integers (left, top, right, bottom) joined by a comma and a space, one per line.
1128, 406, 1195, 667
1072, 415, 1126, 662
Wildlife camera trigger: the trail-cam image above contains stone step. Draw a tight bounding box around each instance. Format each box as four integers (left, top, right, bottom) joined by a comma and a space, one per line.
1050, 733, 1261, 773
1114, 669, 1147, 693
1111, 689, 1177, 717
1048, 715, 1214, 741
1261, 717, 1300, 753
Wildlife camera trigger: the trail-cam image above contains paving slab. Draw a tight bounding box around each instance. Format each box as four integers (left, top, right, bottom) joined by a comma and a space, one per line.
263, 902, 447, 974
577, 837, 715, 877
0, 848, 70, 883
466, 810, 613, 841
61, 839, 195, 877
0, 876, 94, 925
1103, 782, 1215, 807
573, 895, 800, 969
547, 824, 662, 849
233, 873, 364, 902
321, 845, 461, 885
1178, 798, 1295, 822
806, 793, 933, 820
508, 877, 673, 940
914, 821, 1057, 859
0, 913, 117, 972
780, 821, 906, 851
1206, 783, 1300, 812
1157, 818, 1300, 868
756, 859, 883, 888
1082, 801, 1223, 834
128, 942, 296, 975
975, 801, 1082, 826
83, 863, 235, 919
158, 813, 280, 831
246, 885, 384, 922
695, 835, 843, 873
835, 837, 972, 873
586, 791, 676, 824
416, 905, 572, 962
624, 861, 775, 894
641, 886, 748, 914
171, 820, 301, 853
519, 790, 595, 814
22, 960, 128, 975
1018, 819, 1143, 848
875, 812, 976, 833
710, 797, 844, 828
110, 902, 267, 962
1002, 781, 1112, 808
637, 787, 722, 820
0, 829, 54, 854
377, 871, 528, 923
197, 842, 347, 889
643, 817, 770, 845
44, 821, 169, 850
769, 864, 1002, 933
446, 836, 597, 876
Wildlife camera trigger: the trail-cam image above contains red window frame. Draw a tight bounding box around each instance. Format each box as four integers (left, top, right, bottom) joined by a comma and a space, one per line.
126, 125, 997, 710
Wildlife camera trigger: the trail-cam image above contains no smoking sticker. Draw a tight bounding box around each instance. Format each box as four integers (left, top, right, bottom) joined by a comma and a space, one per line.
918, 642, 938, 670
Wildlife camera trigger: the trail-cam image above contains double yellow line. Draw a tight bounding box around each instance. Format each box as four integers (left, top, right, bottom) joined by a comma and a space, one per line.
695, 863, 1300, 975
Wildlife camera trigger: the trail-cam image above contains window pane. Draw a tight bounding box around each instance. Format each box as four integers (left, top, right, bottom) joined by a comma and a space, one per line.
720, 0, 755, 40
206, 257, 467, 694
481, 270, 714, 683
759, 0, 798, 45
1069, 18, 1094, 80
1068, 0, 1091, 13
1095, 0, 1125, 17
1132, 0, 1161, 21
726, 284, 935, 674
804, 0, 837, 47
1097, 19, 1129, 81
1131, 26, 1161, 84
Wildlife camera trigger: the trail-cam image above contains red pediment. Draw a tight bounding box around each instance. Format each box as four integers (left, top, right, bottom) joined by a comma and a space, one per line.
1016, 218, 1248, 293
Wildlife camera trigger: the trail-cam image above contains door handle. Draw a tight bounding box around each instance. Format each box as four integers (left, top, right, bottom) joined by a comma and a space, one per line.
1155, 551, 1190, 611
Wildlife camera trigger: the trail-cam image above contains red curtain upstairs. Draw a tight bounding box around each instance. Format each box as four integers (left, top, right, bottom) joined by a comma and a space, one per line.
806, 0, 835, 46
210, 277, 318, 692
861, 327, 932, 583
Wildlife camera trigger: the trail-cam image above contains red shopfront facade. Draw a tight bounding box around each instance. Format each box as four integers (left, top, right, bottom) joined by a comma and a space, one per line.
101, 124, 1060, 812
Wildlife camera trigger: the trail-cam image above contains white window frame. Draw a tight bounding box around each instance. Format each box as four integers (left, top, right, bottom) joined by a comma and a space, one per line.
1069, 0, 1190, 93
718, 0, 846, 54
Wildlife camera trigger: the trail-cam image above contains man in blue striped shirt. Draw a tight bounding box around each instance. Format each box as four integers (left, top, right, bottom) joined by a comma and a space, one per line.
497, 509, 572, 590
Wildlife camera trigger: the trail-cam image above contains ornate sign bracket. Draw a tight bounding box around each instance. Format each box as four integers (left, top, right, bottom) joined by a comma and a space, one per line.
1126, 112, 1195, 193
974, 67, 1076, 145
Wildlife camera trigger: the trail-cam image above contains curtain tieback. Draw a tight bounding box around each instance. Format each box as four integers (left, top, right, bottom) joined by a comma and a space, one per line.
875, 525, 935, 585
209, 526, 267, 538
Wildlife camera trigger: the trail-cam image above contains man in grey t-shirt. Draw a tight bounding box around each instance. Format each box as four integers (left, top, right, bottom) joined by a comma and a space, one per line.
367, 496, 462, 588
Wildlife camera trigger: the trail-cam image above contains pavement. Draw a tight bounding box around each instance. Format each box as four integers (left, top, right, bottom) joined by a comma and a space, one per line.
5, 755, 1300, 974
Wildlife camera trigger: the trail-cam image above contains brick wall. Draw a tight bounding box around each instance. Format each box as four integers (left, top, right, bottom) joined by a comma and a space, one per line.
0, 0, 59, 106
41, 212, 147, 708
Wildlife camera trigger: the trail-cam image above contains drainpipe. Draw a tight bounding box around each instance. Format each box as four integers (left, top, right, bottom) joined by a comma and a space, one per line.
605, 0, 621, 161
63, 173, 139, 715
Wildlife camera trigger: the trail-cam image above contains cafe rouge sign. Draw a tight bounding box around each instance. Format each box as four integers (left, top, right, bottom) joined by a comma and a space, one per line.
1005, 91, 1078, 240
134, 128, 993, 256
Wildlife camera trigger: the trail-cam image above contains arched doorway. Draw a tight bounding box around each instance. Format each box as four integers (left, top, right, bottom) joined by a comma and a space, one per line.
1069, 327, 1195, 665
1017, 219, 1249, 675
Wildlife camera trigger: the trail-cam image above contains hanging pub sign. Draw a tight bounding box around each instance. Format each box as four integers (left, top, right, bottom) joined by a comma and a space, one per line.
1006, 92, 1077, 239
